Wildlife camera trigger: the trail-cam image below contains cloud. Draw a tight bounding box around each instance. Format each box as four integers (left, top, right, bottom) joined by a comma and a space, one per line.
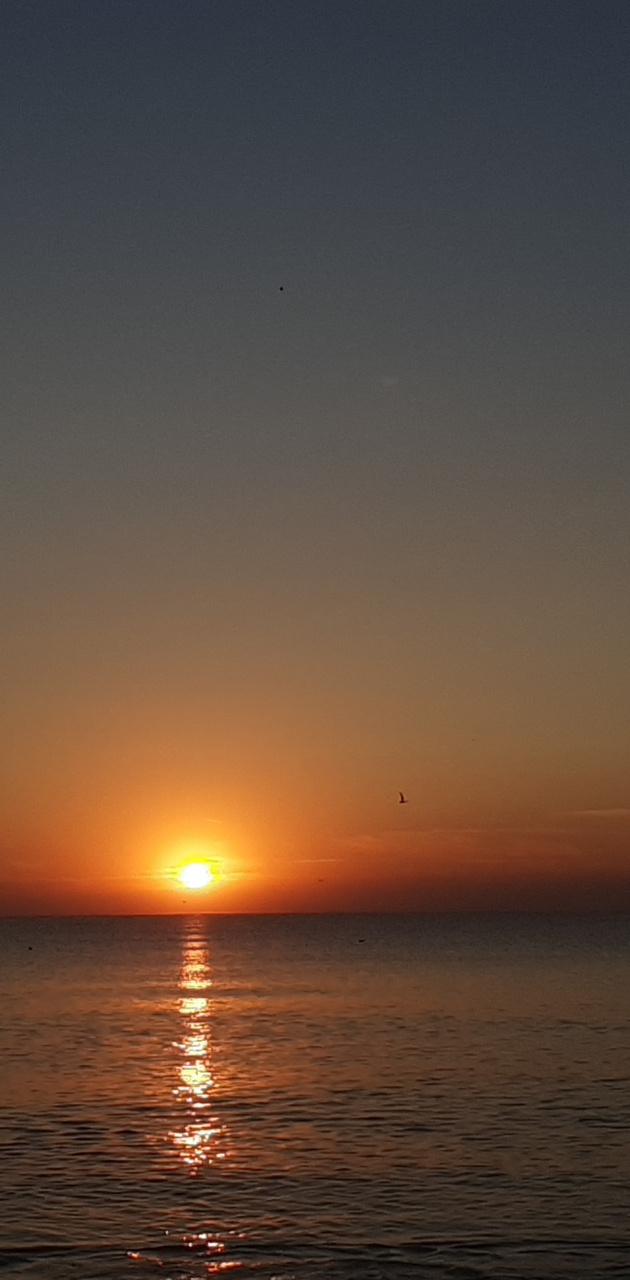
333, 824, 587, 871
336, 824, 565, 850
567, 808, 630, 819
294, 857, 340, 865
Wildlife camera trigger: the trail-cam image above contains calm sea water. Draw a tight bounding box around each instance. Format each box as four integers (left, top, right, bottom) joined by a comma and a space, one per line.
1, 913, 629, 1279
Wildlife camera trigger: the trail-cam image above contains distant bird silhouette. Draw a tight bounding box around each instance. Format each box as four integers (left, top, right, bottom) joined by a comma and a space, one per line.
398, 791, 408, 804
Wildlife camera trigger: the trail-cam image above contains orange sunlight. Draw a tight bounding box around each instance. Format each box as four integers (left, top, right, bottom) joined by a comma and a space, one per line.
178, 863, 214, 891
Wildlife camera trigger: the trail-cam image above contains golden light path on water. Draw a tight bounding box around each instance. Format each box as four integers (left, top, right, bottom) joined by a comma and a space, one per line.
170, 927, 229, 1173
130, 926, 243, 1272
169, 926, 246, 1273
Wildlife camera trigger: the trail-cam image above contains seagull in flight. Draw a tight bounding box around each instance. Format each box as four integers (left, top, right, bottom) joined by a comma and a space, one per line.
398, 791, 408, 804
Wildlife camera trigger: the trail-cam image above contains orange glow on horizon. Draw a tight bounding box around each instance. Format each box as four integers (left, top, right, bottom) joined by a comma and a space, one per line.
4, 790, 630, 915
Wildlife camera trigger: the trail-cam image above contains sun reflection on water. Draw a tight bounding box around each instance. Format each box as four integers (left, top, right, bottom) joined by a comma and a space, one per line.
169, 924, 229, 1172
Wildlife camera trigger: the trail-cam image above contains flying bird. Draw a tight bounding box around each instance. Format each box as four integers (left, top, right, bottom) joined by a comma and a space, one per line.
399, 791, 408, 804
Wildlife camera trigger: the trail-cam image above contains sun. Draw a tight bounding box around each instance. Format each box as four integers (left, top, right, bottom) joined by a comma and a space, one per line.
178, 862, 214, 890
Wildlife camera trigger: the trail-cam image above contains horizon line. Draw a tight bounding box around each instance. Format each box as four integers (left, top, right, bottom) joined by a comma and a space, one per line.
3, 906, 630, 920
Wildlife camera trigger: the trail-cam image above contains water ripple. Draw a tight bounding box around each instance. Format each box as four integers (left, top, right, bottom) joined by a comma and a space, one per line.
1, 914, 630, 1277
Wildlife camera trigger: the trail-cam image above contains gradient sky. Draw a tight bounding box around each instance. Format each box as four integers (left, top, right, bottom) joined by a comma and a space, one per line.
2, 0, 629, 913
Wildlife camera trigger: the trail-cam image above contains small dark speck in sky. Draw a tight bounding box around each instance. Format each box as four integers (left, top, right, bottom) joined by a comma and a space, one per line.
2, 0, 630, 916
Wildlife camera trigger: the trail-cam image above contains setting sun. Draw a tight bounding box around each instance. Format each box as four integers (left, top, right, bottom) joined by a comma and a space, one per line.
178, 863, 214, 891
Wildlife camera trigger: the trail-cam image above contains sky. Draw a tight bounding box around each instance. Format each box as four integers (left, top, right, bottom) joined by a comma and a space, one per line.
2, 0, 629, 913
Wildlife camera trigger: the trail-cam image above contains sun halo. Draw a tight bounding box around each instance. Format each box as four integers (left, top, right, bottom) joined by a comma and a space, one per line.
178, 862, 214, 891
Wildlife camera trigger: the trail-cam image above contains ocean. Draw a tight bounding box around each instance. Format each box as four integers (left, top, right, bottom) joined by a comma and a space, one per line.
1, 913, 629, 1278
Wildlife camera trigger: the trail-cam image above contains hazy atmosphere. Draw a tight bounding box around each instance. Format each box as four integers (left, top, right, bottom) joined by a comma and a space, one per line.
3, 0, 629, 913
3, 8, 630, 1280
